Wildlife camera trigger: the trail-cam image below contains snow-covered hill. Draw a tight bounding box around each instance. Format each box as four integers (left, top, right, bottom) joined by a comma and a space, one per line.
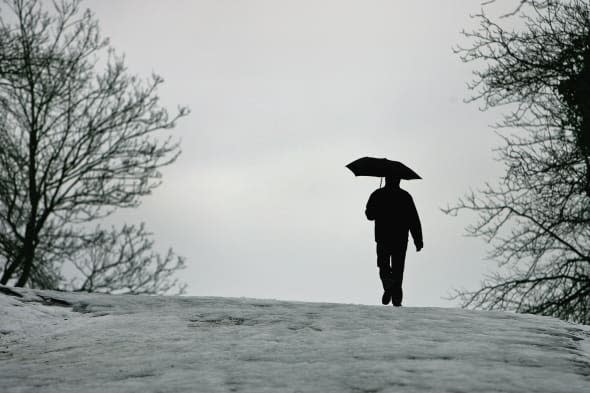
0, 286, 588, 393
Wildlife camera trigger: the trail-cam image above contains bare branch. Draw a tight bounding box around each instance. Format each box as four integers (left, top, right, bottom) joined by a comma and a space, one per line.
0, 0, 189, 293
449, 0, 590, 324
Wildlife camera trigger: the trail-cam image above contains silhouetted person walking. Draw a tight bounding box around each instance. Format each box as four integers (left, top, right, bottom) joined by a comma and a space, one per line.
365, 176, 423, 307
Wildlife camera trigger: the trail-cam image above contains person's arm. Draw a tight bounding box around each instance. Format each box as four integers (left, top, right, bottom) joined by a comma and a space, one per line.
409, 196, 423, 251
365, 192, 378, 220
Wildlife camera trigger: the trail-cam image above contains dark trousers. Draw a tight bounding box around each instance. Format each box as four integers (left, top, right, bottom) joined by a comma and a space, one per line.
377, 242, 407, 303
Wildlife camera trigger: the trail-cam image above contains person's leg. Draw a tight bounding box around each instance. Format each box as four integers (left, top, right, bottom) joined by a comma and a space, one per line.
377, 243, 394, 305
390, 244, 408, 307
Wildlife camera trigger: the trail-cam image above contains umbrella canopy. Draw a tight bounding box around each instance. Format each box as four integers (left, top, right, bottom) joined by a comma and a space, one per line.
346, 157, 421, 179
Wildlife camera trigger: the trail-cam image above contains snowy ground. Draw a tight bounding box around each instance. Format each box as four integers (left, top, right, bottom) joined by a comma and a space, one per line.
0, 286, 589, 393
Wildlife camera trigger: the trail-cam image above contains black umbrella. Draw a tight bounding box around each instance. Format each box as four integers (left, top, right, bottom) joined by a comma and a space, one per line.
346, 157, 421, 180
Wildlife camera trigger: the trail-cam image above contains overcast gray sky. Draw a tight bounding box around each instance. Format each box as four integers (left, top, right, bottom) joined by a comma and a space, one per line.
85, 0, 509, 307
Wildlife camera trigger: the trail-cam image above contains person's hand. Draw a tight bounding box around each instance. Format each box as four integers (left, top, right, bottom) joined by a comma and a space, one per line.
415, 241, 423, 252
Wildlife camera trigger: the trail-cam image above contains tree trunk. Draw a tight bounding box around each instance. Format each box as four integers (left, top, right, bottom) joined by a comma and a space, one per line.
14, 247, 34, 287
14, 222, 36, 287
1, 244, 26, 285
0, 258, 18, 284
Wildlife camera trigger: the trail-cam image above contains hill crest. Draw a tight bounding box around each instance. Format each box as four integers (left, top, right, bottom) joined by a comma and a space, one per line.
1, 286, 589, 392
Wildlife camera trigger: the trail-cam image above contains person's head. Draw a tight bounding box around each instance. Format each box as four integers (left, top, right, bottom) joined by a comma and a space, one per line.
385, 176, 401, 188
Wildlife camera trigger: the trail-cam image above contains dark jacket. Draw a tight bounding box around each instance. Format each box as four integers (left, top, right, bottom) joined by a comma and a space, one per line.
365, 186, 422, 247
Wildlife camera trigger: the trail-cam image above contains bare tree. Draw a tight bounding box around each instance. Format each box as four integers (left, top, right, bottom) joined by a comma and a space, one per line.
445, 0, 590, 324
0, 0, 189, 292
64, 224, 187, 295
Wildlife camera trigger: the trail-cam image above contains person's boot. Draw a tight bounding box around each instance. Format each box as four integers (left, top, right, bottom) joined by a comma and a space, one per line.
391, 287, 402, 307
381, 290, 392, 305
